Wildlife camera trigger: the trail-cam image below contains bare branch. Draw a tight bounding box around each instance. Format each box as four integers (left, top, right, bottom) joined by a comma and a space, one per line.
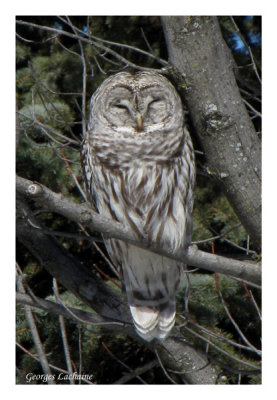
28, 61, 80, 141
101, 341, 147, 384
17, 274, 55, 383
183, 326, 260, 372
53, 278, 75, 384
63, 16, 88, 134
229, 17, 261, 84
16, 292, 122, 328
16, 175, 261, 285
59, 149, 87, 201
112, 360, 158, 384
16, 19, 166, 74
243, 98, 262, 118
155, 349, 178, 384
17, 110, 79, 146
58, 16, 168, 67
249, 290, 262, 321
187, 318, 259, 355
214, 274, 261, 356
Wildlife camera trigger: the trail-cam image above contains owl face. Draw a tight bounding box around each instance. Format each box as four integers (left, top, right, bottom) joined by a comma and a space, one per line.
91, 72, 183, 135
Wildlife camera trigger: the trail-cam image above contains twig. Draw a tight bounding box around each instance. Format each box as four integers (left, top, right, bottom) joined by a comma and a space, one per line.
183, 326, 260, 371
56, 35, 83, 59
101, 341, 147, 384
192, 223, 243, 245
16, 19, 166, 73
113, 360, 158, 384
140, 27, 154, 55
243, 98, 262, 118
17, 274, 55, 384
92, 261, 122, 289
25, 218, 101, 243
16, 262, 44, 306
239, 87, 261, 103
16, 31, 58, 44
93, 55, 107, 75
249, 290, 262, 321
59, 148, 87, 201
16, 292, 127, 328
28, 62, 80, 142
196, 212, 257, 255
58, 16, 168, 67
154, 349, 178, 384
187, 318, 259, 355
78, 326, 83, 384
53, 279, 75, 384
214, 273, 261, 356
77, 222, 121, 283
65, 16, 87, 134
17, 110, 79, 146
229, 17, 261, 84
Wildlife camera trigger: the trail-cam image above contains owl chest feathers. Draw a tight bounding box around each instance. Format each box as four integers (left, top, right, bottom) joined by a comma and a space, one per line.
88, 121, 185, 167
89, 155, 191, 252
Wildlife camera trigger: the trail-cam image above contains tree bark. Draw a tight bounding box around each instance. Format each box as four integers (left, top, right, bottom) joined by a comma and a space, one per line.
161, 16, 261, 249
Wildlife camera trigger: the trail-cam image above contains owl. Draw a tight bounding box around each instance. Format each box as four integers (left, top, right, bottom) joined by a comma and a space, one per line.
81, 71, 195, 341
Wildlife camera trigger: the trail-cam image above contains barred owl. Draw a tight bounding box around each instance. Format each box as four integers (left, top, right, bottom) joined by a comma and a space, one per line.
81, 71, 195, 341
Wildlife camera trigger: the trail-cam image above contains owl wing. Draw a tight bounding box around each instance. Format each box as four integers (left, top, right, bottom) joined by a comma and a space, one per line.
81, 135, 98, 210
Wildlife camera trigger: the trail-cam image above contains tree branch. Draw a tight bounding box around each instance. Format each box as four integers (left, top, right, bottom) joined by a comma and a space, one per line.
16, 175, 261, 285
16, 19, 166, 74
17, 276, 55, 383
161, 16, 261, 248
16, 292, 125, 329
16, 198, 131, 326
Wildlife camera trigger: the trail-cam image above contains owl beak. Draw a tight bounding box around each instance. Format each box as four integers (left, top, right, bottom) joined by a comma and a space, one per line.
136, 112, 144, 132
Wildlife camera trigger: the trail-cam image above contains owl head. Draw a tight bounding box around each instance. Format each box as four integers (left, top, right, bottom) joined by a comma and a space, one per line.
88, 71, 184, 136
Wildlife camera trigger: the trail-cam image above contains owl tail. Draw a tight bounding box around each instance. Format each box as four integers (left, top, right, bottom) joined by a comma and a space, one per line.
129, 302, 176, 341
118, 246, 182, 341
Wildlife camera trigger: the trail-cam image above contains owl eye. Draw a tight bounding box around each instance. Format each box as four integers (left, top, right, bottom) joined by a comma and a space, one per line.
146, 98, 167, 123
149, 98, 162, 105
111, 103, 132, 117
114, 103, 126, 109
147, 98, 165, 110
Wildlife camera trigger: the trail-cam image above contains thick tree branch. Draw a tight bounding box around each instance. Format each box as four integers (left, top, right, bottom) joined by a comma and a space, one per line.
16, 292, 126, 329
16, 175, 261, 285
16, 198, 130, 325
161, 16, 261, 248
